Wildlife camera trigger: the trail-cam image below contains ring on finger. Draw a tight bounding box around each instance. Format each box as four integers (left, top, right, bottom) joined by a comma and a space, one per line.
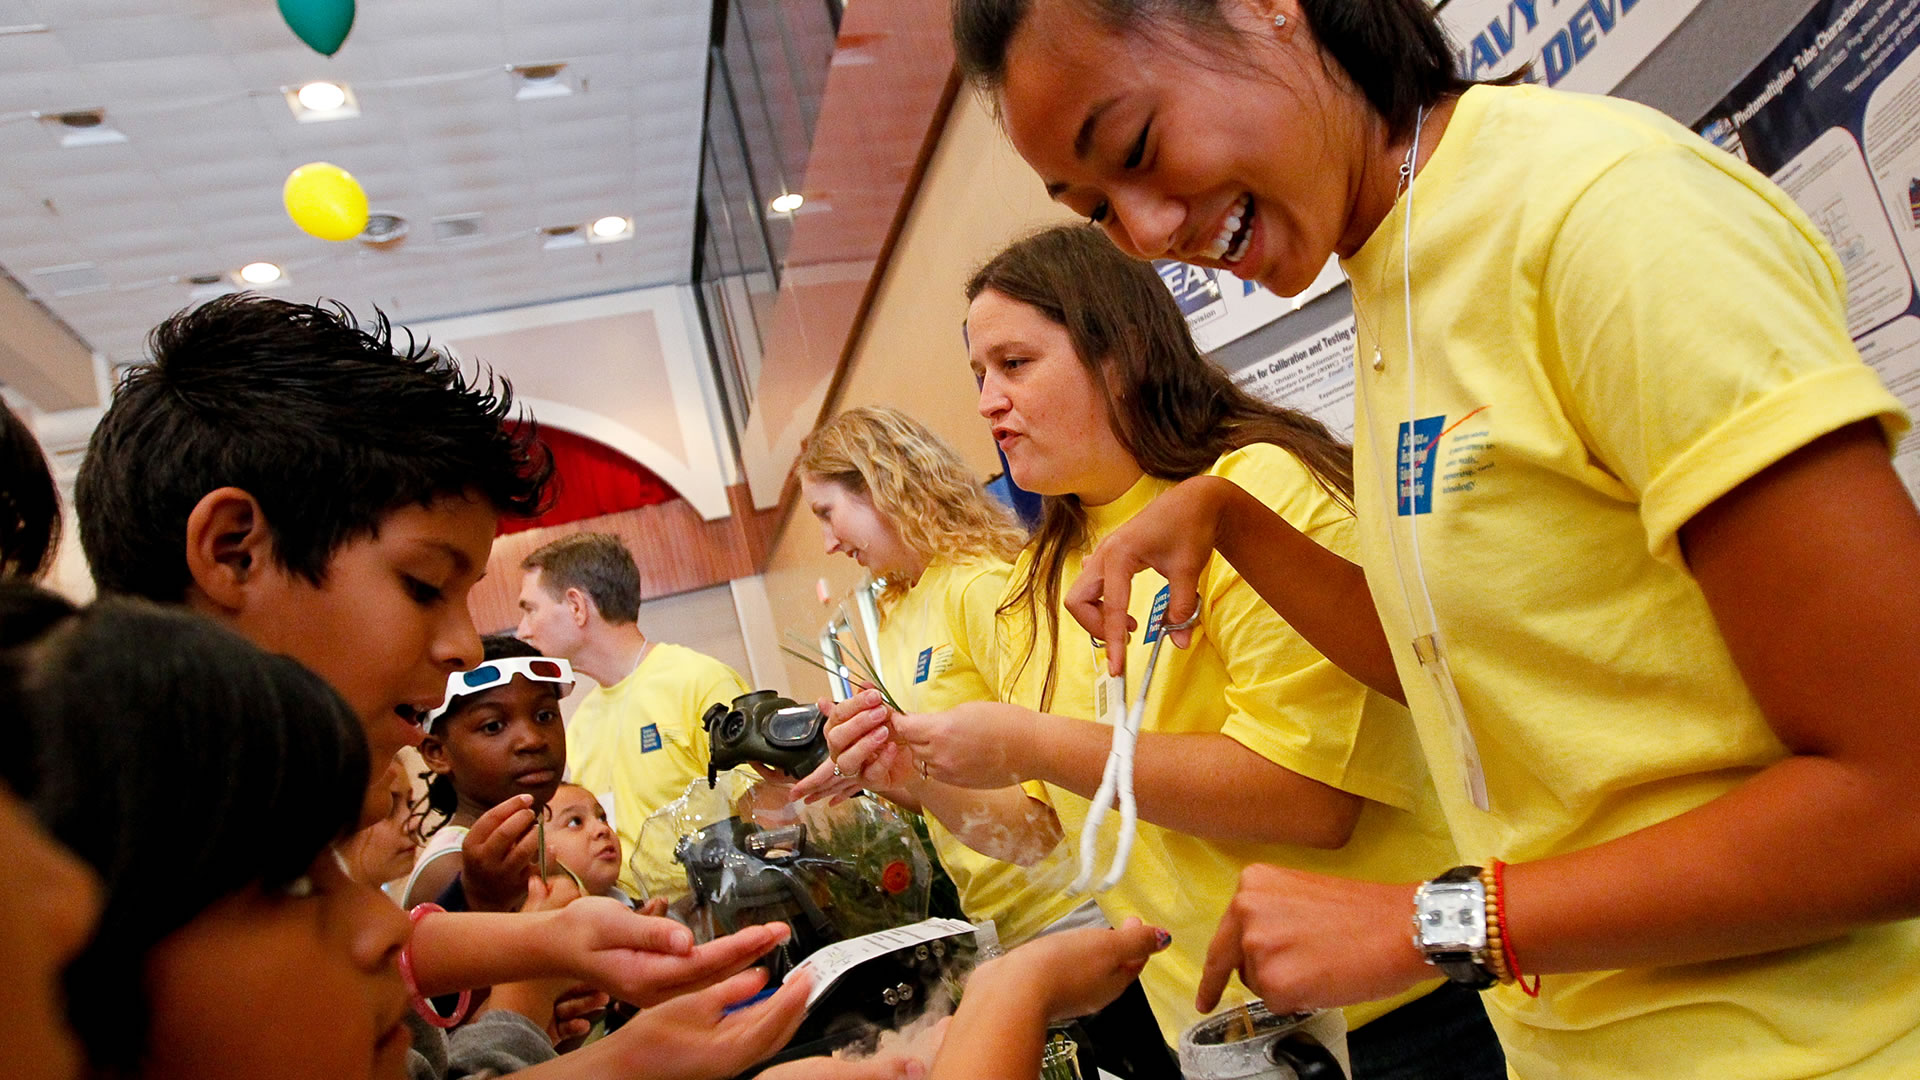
832, 761, 844, 778
918, 759, 930, 780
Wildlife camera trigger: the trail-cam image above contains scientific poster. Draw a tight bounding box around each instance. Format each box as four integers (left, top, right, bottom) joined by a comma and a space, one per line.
1699, 0, 1920, 502
1227, 317, 1360, 440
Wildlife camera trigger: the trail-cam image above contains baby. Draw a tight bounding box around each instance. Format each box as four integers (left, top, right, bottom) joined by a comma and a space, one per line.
544, 783, 630, 904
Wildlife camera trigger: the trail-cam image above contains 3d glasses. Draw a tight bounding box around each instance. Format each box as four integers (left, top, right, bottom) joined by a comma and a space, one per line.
422, 656, 576, 733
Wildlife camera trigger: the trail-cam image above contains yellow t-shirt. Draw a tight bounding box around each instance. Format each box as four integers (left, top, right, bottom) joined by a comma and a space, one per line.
565, 642, 751, 896
1344, 83, 1920, 1079
876, 558, 1086, 947
1000, 444, 1458, 1042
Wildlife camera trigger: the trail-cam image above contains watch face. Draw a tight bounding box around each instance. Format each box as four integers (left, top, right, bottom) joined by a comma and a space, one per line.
1417, 881, 1486, 950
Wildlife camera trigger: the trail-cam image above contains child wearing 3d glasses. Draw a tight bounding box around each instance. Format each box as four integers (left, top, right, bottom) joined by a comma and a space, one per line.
405, 634, 578, 913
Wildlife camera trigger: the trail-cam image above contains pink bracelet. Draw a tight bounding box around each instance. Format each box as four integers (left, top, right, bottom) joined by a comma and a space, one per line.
400, 903, 472, 1028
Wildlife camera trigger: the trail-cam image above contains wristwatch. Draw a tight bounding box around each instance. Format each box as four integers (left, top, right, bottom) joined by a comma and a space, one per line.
1411, 865, 1497, 990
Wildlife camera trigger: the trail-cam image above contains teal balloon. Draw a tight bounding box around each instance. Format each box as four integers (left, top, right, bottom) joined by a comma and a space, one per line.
278, 0, 355, 56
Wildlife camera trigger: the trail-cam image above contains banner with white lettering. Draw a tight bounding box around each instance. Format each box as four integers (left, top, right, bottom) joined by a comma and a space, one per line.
1438, 0, 1708, 90
1697, 0, 1920, 502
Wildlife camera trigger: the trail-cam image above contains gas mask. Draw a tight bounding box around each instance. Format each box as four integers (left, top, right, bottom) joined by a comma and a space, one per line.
704, 690, 831, 784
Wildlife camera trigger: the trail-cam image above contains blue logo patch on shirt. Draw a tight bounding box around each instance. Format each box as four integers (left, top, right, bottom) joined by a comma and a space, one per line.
915, 647, 933, 684
1397, 415, 1445, 516
1141, 585, 1173, 643
639, 724, 662, 753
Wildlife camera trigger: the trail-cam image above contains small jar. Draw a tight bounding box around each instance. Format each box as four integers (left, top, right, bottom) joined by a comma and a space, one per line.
1176, 1003, 1350, 1080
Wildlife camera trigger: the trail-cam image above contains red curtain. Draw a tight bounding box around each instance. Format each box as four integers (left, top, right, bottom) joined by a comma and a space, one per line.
499, 424, 680, 535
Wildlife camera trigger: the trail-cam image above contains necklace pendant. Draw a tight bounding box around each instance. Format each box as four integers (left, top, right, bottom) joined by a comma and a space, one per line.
1371, 346, 1384, 372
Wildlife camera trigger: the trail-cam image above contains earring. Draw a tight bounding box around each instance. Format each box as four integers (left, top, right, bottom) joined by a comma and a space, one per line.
1272, 13, 1287, 27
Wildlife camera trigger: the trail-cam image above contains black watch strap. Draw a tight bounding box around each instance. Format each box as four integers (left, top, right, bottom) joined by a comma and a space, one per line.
1432, 952, 1499, 989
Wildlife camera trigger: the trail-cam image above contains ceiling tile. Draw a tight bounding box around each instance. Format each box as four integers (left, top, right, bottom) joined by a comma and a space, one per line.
59, 15, 224, 64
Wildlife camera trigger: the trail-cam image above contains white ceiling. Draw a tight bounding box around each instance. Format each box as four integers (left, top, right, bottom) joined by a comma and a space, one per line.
0, 0, 714, 371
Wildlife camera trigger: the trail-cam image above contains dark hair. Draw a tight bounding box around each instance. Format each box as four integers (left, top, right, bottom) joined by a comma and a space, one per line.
968, 223, 1352, 707
76, 293, 555, 603
952, 0, 1473, 140
1, 398, 60, 582
414, 633, 547, 839
521, 532, 642, 624
0, 585, 370, 1072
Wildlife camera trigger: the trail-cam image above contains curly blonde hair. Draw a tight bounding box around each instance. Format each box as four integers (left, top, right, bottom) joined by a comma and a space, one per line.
798, 406, 1027, 608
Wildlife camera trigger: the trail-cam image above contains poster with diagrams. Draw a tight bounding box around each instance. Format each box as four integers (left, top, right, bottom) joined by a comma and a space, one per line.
1701, 0, 1920, 504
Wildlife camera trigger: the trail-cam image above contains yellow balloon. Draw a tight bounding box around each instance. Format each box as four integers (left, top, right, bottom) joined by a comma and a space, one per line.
283, 162, 369, 241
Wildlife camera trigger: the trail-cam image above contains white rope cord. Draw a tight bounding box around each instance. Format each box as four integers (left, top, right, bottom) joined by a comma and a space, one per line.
1071, 611, 1199, 893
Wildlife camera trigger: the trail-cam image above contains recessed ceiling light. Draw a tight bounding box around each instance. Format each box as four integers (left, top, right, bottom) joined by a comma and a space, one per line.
297, 81, 347, 111
769, 192, 804, 214
38, 108, 127, 148
540, 224, 586, 251
285, 81, 359, 123
359, 212, 409, 247
238, 262, 282, 285
586, 216, 632, 245
510, 63, 576, 101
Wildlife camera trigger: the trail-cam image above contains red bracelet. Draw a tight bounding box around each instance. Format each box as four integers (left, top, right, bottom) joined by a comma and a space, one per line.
1489, 859, 1541, 998
400, 902, 473, 1028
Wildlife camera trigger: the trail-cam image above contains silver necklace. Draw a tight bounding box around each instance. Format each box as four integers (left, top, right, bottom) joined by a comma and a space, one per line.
1356, 105, 1431, 373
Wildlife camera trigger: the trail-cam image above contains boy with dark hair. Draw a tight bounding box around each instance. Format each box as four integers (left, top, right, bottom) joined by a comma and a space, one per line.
516, 532, 751, 896
73, 294, 794, 1010
77, 294, 551, 820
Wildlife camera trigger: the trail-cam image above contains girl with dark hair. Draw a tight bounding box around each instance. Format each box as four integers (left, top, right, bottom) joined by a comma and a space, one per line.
405, 634, 574, 912
3, 590, 430, 1079
952, 0, 1920, 1076
822, 224, 1493, 1076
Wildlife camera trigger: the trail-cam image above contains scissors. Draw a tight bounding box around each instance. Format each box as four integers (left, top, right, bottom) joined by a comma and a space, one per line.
1071, 609, 1200, 893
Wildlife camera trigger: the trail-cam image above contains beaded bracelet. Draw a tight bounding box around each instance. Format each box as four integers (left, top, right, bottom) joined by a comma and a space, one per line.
1476, 866, 1512, 982
399, 902, 473, 1028
1487, 858, 1541, 998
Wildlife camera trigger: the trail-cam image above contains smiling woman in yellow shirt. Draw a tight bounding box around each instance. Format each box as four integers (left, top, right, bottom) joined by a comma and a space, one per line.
813, 226, 1491, 1078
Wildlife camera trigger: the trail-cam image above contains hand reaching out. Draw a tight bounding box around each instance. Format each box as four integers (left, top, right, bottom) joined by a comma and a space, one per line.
594, 966, 813, 1080
554, 898, 794, 1006
975, 919, 1169, 1022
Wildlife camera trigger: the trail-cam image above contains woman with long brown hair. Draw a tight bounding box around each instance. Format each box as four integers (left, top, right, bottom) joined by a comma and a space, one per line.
815, 224, 1494, 1076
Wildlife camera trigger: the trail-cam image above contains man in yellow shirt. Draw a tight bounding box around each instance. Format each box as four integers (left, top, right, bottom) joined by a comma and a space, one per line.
516, 533, 750, 896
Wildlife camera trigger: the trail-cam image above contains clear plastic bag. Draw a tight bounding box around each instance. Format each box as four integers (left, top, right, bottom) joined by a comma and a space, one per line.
634, 772, 931, 977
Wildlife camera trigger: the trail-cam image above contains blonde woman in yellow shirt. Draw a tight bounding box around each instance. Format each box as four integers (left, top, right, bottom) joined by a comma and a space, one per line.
811, 226, 1490, 1078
